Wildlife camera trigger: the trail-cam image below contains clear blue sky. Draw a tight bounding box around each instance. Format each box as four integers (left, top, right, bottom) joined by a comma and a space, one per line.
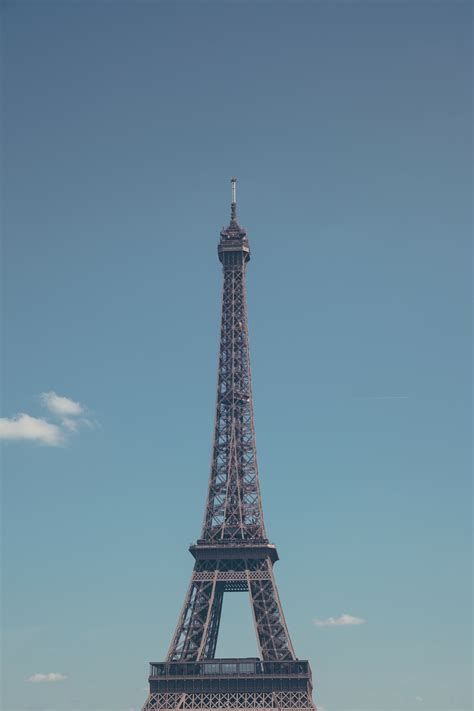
2, 2, 471, 710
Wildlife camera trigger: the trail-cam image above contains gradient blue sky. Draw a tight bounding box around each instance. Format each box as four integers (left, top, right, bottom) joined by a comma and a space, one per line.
2, 2, 472, 710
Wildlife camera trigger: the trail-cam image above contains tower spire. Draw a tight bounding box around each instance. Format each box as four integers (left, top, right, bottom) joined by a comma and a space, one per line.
220, 177, 248, 250
231, 177, 237, 221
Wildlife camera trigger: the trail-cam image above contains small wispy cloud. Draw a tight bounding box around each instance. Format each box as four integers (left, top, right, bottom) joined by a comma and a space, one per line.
41, 391, 93, 432
0, 414, 63, 446
61, 416, 93, 432
61, 416, 80, 432
415, 697, 423, 704
40, 391, 84, 416
313, 614, 366, 627
27, 672, 66, 683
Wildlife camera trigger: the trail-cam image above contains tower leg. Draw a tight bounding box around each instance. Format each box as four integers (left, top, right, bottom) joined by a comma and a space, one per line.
248, 561, 296, 661
167, 571, 221, 661
202, 586, 224, 659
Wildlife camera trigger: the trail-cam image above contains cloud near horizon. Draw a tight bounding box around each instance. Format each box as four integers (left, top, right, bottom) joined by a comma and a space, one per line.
27, 673, 66, 683
313, 614, 366, 627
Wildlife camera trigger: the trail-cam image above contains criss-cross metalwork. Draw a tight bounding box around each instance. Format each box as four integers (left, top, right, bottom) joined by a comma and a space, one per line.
203, 232, 264, 543
142, 179, 316, 711
167, 554, 295, 663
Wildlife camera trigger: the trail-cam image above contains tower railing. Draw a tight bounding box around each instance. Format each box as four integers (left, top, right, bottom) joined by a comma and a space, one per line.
150, 660, 312, 680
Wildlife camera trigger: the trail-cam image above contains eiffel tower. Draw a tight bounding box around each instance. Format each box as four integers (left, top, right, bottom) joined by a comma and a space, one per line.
142, 179, 317, 711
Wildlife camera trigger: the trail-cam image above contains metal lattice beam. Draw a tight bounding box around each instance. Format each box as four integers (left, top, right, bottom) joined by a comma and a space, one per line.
202, 261, 265, 542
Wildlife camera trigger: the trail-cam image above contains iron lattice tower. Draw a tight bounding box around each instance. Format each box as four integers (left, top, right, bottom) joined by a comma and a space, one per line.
142, 180, 317, 711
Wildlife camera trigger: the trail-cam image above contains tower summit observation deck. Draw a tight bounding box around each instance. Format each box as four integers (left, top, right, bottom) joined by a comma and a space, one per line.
141, 179, 317, 711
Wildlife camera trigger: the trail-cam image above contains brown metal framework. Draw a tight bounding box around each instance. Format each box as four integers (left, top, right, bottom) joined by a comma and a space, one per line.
142, 180, 316, 711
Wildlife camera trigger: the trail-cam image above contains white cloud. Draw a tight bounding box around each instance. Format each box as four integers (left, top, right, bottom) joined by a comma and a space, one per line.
415, 697, 423, 703
1, 392, 94, 446
40, 391, 83, 417
0, 414, 63, 446
27, 673, 66, 683
313, 614, 366, 627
